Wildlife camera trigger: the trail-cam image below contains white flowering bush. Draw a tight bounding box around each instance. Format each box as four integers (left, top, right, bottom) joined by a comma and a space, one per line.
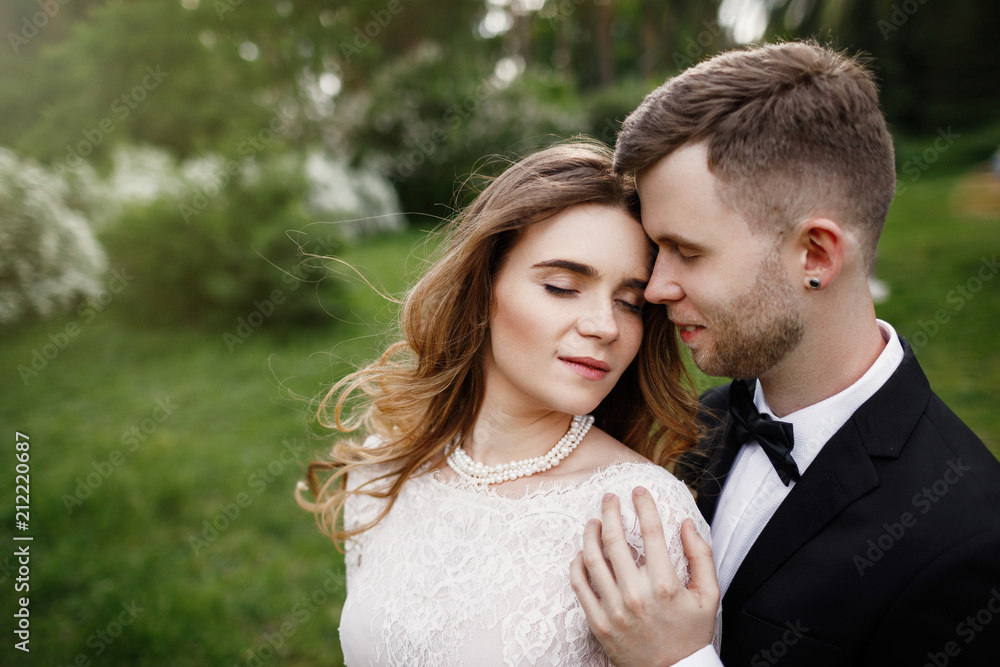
304, 151, 407, 240
0, 148, 107, 326
98, 145, 407, 328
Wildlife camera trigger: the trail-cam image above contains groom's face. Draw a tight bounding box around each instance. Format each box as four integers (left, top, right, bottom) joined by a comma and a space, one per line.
637, 143, 804, 379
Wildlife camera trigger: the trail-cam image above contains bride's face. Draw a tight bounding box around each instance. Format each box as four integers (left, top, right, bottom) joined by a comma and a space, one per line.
483, 203, 652, 417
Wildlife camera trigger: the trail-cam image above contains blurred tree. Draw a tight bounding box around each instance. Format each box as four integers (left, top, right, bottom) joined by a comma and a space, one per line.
766, 0, 1000, 148
0, 0, 497, 165
4, 0, 994, 218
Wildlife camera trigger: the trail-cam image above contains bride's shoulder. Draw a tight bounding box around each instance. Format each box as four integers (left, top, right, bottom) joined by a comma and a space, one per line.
577, 429, 687, 486
591, 460, 691, 496
573, 427, 647, 468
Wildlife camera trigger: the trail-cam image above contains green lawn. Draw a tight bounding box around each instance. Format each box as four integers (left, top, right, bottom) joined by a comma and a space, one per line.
1, 175, 998, 666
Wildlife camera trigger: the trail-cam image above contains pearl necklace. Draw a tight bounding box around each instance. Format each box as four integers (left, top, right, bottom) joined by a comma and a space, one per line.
445, 414, 595, 486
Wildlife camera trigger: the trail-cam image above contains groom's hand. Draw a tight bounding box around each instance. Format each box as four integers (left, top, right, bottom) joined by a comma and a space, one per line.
570, 487, 720, 666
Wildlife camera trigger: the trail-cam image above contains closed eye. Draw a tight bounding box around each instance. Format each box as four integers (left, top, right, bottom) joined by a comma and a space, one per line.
617, 299, 644, 315
544, 284, 575, 296
655, 240, 700, 264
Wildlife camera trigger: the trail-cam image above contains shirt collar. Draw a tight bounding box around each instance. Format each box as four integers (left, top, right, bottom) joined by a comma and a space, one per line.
752, 320, 904, 475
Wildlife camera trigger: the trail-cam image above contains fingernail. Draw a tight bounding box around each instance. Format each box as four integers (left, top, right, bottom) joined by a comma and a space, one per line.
587, 519, 599, 527
602, 493, 614, 502
633, 486, 647, 496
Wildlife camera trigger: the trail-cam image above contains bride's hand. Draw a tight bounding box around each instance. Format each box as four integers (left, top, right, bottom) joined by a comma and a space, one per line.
570, 487, 719, 666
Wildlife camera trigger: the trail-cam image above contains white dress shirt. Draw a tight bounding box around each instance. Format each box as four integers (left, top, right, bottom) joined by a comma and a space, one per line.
675, 320, 904, 667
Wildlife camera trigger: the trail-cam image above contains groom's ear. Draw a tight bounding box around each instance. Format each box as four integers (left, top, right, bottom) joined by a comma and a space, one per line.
793, 218, 846, 290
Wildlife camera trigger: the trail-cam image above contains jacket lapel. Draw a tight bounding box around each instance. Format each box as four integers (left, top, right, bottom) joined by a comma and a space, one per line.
721, 421, 879, 611
695, 381, 744, 523
720, 342, 931, 611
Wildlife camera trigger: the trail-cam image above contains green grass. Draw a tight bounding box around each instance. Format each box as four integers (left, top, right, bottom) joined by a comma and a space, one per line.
0, 226, 434, 667
874, 176, 1000, 453
0, 175, 998, 666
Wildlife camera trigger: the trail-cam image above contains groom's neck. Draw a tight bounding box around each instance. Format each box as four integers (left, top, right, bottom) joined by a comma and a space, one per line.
759, 303, 886, 418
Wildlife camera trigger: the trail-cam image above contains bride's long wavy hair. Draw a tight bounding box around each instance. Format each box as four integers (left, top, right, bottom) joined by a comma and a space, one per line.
297, 139, 699, 549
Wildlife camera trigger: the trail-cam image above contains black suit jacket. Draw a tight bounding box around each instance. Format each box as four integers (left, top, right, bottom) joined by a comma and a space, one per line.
693, 341, 1000, 666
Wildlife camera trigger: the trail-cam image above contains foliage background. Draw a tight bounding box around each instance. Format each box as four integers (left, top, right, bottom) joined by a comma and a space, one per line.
0, 0, 998, 665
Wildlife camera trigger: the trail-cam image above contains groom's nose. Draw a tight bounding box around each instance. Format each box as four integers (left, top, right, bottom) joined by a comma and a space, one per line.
644, 253, 685, 304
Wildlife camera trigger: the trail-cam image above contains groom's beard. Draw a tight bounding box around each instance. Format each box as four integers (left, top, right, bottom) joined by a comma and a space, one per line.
679, 250, 804, 380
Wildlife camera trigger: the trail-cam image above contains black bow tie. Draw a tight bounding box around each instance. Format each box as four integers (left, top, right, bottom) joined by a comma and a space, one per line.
728, 380, 801, 486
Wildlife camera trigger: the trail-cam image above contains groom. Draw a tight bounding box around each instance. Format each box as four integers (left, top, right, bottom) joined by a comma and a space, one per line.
571, 42, 1000, 665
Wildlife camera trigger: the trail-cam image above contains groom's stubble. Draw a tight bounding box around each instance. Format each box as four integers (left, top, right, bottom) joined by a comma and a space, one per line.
677, 248, 803, 380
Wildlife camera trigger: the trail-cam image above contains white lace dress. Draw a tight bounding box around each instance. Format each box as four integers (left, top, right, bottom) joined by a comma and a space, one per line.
339, 460, 713, 667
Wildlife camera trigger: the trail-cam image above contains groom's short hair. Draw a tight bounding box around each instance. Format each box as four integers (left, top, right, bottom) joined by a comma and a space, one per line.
615, 41, 896, 268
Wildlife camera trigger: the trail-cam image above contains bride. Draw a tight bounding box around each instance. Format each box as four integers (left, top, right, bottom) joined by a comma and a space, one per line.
297, 140, 717, 666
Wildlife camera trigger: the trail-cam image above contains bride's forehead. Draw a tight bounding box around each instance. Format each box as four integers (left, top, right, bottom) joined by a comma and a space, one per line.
502, 206, 646, 276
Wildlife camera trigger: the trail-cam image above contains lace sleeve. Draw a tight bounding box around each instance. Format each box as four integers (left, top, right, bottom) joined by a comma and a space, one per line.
602, 466, 722, 652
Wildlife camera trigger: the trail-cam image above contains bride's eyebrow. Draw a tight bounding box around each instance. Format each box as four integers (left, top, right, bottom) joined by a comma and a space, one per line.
622, 277, 649, 292
531, 259, 597, 278
531, 260, 648, 291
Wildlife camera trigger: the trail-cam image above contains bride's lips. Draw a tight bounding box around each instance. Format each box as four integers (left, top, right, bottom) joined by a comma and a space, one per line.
560, 356, 611, 381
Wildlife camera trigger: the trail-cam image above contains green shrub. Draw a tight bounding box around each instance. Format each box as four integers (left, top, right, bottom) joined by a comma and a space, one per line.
99, 154, 345, 330
342, 47, 590, 215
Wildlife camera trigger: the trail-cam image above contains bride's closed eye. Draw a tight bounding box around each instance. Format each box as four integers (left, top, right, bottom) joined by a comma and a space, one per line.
544, 284, 576, 296
616, 298, 644, 315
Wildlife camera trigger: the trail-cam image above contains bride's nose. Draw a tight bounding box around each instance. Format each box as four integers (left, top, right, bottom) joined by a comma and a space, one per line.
575, 301, 620, 341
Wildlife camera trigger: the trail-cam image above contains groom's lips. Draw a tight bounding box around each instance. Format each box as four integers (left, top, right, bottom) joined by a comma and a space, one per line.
675, 323, 705, 344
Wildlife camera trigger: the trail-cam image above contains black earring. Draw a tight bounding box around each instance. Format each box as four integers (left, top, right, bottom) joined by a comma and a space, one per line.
808, 278, 821, 289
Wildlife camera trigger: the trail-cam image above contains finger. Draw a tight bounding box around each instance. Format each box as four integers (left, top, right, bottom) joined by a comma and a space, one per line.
598, 493, 640, 580
631, 486, 682, 589
570, 551, 607, 628
579, 518, 621, 602
680, 518, 720, 607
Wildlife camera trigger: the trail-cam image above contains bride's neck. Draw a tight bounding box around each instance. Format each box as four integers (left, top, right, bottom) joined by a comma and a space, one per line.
463, 404, 572, 466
